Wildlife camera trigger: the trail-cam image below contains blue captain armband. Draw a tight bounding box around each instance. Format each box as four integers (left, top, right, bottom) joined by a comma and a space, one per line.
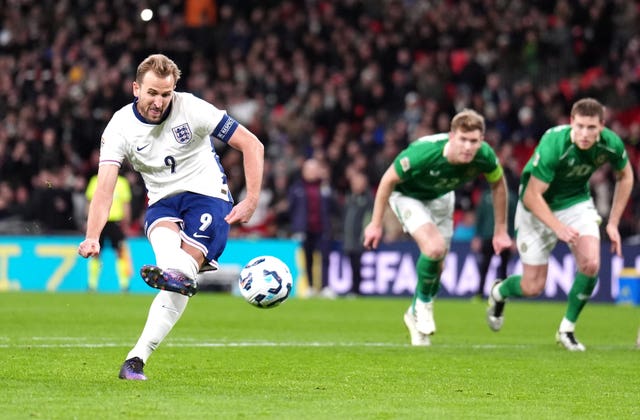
212, 114, 239, 143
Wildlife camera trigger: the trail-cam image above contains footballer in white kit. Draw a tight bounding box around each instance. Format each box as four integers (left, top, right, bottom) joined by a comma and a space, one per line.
78, 54, 264, 380
101, 91, 236, 269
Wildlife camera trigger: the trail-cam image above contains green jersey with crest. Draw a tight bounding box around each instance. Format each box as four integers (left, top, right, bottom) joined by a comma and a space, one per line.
393, 133, 503, 200
520, 125, 628, 211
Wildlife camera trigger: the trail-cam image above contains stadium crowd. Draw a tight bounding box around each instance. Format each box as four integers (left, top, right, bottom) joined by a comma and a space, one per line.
1, 0, 639, 242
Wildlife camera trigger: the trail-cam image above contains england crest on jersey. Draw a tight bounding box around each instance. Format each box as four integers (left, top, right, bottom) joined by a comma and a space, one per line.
172, 123, 192, 144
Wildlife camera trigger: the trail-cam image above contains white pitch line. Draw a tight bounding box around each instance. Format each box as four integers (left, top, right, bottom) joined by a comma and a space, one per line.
0, 341, 402, 349
0, 340, 634, 350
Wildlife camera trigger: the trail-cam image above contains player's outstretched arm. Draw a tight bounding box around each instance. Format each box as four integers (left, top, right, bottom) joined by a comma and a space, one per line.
363, 166, 400, 250
225, 125, 265, 225
607, 161, 634, 256
78, 164, 119, 258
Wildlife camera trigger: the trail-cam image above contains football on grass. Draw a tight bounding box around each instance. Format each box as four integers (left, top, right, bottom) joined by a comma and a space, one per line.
239, 255, 293, 308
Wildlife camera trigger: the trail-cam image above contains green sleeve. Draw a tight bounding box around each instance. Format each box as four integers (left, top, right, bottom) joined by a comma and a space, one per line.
530, 136, 558, 184
604, 128, 629, 171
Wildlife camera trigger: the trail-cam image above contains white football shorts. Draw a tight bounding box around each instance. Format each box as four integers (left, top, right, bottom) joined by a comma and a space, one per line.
388, 190, 454, 243
515, 198, 601, 265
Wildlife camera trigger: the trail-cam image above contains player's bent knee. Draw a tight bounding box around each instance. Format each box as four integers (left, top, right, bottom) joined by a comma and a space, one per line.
579, 263, 599, 277
423, 247, 447, 261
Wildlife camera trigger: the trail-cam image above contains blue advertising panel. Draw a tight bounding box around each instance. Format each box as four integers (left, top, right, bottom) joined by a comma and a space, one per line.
326, 241, 640, 302
0, 236, 300, 295
1, 236, 638, 302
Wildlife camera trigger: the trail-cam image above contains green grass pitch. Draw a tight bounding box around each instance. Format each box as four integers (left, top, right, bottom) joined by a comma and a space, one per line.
1, 292, 639, 419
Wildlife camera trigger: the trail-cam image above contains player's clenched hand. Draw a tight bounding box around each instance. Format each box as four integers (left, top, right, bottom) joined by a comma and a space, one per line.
554, 224, 579, 246
606, 223, 622, 256
225, 199, 257, 225
78, 239, 100, 258
492, 232, 512, 255
363, 223, 383, 250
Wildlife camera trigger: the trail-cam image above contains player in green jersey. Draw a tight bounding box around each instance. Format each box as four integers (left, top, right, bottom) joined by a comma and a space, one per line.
486, 98, 634, 351
363, 109, 512, 346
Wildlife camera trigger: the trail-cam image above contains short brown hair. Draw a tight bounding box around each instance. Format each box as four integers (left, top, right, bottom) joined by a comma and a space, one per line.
571, 98, 604, 121
450, 109, 485, 134
136, 54, 181, 85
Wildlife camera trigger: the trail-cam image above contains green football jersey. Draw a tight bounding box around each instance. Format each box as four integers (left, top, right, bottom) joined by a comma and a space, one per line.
393, 133, 503, 200
520, 125, 628, 211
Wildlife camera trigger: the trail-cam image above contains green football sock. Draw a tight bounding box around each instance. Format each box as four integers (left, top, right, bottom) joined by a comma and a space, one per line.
415, 254, 443, 303
497, 275, 523, 299
565, 272, 597, 323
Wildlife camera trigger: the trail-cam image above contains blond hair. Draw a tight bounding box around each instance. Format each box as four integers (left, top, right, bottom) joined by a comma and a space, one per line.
136, 54, 181, 85
450, 109, 485, 134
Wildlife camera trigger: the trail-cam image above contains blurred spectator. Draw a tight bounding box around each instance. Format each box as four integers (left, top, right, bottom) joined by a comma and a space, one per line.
470, 142, 519, 297
28, 168, 76, 232
288, 158, 333, 296
0, 181, 15, 219
471, 186, 518, 299
452, 210, 476, 243
342, 170, 373, 296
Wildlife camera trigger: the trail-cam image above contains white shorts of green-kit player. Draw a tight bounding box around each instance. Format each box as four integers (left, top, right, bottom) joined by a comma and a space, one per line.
515, 199, 601, 265
389, 190, 454, 243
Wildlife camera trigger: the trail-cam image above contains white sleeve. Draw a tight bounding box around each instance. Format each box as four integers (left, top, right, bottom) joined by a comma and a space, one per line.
99, 113, 127, 167
184, 93, 238, 143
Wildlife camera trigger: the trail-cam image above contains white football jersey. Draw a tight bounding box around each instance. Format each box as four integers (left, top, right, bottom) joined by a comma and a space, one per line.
99, 92, 238, 205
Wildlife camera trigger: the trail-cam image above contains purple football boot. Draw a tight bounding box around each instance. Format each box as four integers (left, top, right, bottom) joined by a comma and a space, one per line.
118, 357, 147, 381
140, 265, 197, 297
